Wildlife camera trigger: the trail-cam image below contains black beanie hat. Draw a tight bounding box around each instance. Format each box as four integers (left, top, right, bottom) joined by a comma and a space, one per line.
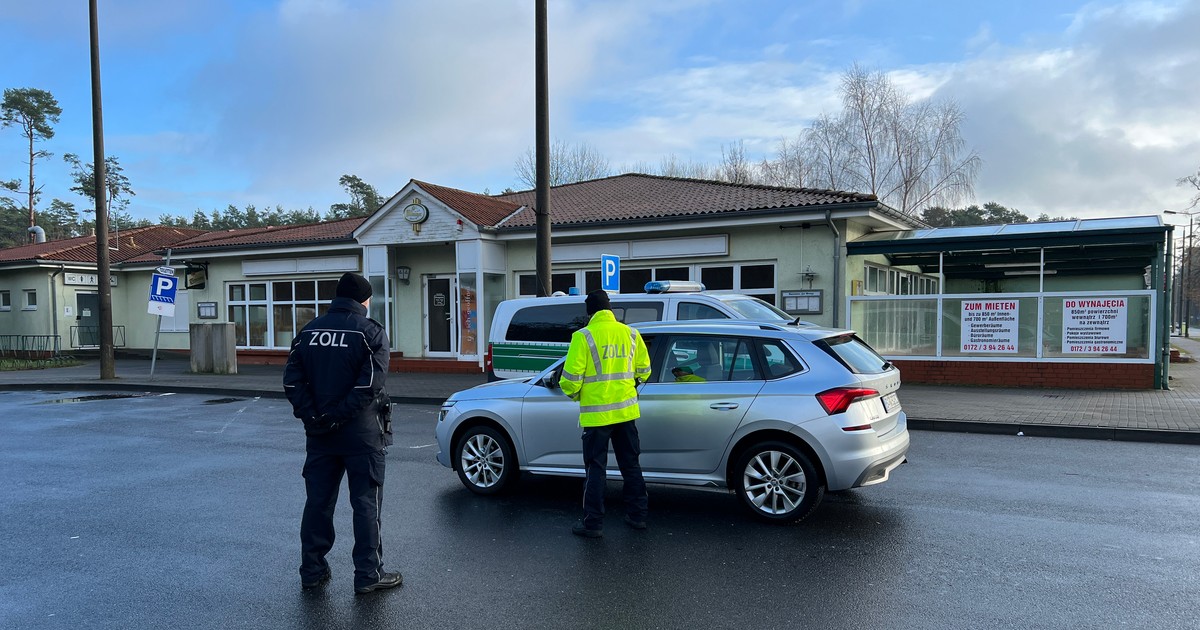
585, 290, 611, 315
336, 272, 373, 303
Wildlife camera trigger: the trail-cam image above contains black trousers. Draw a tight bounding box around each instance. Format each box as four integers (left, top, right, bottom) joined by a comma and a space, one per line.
581, 420, 648, 530
300, 449, 387, 588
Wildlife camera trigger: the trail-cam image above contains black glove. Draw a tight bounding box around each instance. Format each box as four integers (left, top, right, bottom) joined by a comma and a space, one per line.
303, 413, 340, 436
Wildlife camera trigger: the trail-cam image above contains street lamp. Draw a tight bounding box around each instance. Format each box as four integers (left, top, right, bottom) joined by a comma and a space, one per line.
1165, 210, 1197, 337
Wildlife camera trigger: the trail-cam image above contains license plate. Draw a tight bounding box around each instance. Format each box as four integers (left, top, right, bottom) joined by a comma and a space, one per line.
881, 392, 900, 412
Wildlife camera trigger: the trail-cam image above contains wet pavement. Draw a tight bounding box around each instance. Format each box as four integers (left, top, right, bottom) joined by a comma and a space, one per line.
1, 390, 1197, 629
2, 336, 1199, 443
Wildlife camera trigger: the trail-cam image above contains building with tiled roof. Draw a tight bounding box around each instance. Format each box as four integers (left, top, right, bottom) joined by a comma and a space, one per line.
2, 174, 925, 369
0, 225, 207, 352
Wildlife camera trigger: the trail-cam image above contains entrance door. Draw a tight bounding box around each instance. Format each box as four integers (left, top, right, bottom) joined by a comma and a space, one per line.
76, 293, 100, 347
424, 276, 457, 357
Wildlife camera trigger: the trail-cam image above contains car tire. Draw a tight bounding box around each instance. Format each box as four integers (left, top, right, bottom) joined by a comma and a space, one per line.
455, 425, 517, 495
734, 441, 824, 523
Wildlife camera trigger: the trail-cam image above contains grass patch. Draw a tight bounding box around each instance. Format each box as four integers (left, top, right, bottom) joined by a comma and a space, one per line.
0, 357, 83, 371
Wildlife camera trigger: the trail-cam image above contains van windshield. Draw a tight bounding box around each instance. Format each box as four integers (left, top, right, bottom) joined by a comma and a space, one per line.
717, 296, 791, 322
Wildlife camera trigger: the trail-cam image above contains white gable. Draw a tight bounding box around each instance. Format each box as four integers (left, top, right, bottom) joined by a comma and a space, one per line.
356, 187, 480, 245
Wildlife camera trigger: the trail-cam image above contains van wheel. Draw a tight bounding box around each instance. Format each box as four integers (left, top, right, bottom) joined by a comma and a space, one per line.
734, 441, 823, 523
455, 425, 517, 495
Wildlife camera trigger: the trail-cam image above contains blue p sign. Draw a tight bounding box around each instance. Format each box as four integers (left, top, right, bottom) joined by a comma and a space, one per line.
601, 254, 620, 292
148, 273, 179, 317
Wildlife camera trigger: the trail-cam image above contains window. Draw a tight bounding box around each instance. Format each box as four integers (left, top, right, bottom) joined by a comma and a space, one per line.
0, 290, 9, 311
864, 263, 938, 295
658, 335, 760, 382
505, 303, 589, 343
158, 291, 191, 333
23, 289, 37, 311
816, 333, 890, 374
610, 302, 663, 324
759, 340, 804, 379
700, 262, 776, 304
518, 272, 579, 296
227, 279, 338, 348
678, 302, 728, 320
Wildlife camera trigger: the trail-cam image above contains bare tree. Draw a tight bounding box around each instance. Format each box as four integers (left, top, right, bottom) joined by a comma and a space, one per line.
759, 136, 811, 188
716, 140, 756, 184
767, 65, 980, 211
514, 139, 613, 188
655, 153, 716, 180
1180, 167, 1200, 209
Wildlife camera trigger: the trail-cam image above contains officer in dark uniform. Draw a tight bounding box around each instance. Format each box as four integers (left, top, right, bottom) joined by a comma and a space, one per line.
283, 272, 402, 594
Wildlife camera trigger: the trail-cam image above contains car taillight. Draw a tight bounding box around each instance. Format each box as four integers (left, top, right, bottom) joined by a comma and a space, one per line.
485, 343, 493, 372
816, 387, 879, 415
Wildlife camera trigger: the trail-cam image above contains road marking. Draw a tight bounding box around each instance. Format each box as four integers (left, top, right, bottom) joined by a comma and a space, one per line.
195, 398, 260, 434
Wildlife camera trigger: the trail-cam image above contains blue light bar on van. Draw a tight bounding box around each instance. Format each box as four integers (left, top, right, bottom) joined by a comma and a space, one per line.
644, 280, 706, 294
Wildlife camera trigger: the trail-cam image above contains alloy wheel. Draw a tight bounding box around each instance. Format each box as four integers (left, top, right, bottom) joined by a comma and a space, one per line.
742, 449, 808, 516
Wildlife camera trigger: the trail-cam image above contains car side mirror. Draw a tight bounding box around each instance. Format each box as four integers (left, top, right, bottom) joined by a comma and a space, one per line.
541, 373, 560, 389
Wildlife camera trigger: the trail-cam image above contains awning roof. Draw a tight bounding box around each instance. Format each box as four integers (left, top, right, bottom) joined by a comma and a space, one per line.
848, 216, 1170, 279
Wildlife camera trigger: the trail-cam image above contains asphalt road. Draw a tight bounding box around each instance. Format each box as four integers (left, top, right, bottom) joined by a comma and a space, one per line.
1, 390, 1197, 630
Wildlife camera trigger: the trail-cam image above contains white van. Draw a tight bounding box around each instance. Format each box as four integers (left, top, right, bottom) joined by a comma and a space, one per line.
485, 281, 805, 380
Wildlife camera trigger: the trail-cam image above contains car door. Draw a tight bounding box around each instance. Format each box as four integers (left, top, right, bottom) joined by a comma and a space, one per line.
519, 363, 585, 470
636, 334, 764, 475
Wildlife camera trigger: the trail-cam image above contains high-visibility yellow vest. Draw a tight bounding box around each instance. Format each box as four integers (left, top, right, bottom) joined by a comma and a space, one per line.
559, 310, 651, 427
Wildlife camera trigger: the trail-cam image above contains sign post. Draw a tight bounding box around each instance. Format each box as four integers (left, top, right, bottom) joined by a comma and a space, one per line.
601, 254, 620, 293
148, 251, 177, 377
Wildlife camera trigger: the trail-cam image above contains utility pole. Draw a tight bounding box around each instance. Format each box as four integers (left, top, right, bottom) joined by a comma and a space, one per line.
1166, 210, 1197, 338
90, 0, 115, 379
534, 0, 552, 297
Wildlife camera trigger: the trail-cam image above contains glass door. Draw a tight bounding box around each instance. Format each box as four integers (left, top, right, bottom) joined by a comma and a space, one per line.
424, 275, 457, 357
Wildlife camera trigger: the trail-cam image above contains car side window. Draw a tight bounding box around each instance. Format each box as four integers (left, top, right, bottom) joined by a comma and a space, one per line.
611, 302, 664, 324
677, 302, 729, 320
759, 339, 803, 379
657, 335, 761, 382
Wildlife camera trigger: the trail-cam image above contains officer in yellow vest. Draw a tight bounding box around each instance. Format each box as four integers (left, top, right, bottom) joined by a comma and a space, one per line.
560, 290, 652, 537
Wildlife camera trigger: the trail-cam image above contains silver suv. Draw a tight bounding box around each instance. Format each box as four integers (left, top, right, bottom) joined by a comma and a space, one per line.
436, 321, 908, 523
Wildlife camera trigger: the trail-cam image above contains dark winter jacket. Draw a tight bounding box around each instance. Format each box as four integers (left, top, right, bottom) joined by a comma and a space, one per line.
283, 297, 393, 454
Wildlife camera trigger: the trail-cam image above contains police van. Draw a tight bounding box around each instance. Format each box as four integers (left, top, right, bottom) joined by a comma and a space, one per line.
485, 281, 807, 380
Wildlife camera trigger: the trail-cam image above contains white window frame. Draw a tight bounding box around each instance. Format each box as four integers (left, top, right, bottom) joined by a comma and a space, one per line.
22, 289, 37, 311
864, 262, 939, 296
515, 261, 777, 300
0, 290, 10, 311
226, 278, 339, 349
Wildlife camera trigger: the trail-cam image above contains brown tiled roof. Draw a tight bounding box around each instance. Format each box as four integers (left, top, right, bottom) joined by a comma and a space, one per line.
494, 173, 880, 229
412, 180, 523, 227
166, 216, 366, 252
0, 226, 206, 266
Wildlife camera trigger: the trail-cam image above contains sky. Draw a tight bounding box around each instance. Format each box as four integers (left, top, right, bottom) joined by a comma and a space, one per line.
1, 0, 1199, 225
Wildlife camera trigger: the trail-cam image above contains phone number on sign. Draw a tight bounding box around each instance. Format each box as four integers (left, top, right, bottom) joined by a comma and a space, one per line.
962, 343, 1016, 351
1068, 345, 1121, 353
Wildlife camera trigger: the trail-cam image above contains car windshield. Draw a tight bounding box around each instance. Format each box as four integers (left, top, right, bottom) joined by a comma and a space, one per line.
717, 296, 791, 321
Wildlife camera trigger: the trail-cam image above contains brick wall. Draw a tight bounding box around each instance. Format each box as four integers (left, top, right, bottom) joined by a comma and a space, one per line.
891, 360, 1154, 389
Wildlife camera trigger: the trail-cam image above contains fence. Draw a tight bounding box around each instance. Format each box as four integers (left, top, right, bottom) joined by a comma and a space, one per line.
69, 326, 126, 349
0, 334, 72, 367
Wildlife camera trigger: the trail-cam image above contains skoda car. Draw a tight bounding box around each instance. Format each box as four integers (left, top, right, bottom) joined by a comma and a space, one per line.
435, 321, 908, 523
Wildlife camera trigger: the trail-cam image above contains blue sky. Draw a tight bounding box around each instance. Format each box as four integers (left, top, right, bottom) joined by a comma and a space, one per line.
2, 0, 1198, 223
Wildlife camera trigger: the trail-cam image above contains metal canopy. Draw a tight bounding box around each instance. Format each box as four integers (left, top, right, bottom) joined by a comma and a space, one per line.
848, 216, 1169, 279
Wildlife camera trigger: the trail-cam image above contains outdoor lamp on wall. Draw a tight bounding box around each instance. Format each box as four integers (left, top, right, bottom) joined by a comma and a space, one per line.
801, 266, 817, 288
396, 266, 411, 285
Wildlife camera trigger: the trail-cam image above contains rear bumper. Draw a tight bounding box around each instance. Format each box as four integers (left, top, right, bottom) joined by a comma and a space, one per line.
798, 412, 910, 490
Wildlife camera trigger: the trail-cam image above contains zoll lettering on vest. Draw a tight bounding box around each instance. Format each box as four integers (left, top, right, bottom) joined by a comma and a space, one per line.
308, 331, 351, 347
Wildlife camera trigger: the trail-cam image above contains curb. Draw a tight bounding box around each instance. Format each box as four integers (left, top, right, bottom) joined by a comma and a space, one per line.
0, 383, 449, 407
908, 418, 1200, 445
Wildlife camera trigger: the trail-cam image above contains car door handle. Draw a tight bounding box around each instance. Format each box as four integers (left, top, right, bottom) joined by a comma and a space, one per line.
709, 402, 739, 410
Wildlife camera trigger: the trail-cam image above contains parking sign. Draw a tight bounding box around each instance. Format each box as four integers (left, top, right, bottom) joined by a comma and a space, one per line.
601, 254, 620, 293
148, 273, 179, 317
